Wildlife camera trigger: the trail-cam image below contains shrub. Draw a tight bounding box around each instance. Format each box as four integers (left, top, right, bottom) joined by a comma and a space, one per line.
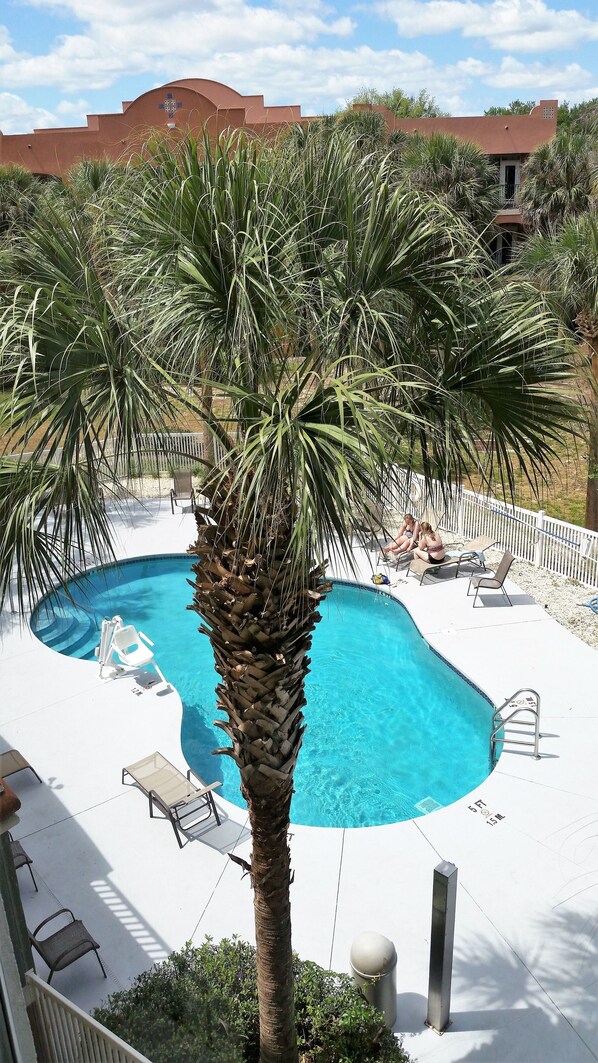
93, 937, 410, 1062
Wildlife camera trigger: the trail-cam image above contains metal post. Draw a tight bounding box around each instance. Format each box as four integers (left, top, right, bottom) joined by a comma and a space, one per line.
426, 861, 458, 1034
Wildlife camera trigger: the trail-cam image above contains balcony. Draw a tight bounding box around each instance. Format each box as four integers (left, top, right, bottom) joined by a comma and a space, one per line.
26, 970, 152, 1063
498, 182, 520, 208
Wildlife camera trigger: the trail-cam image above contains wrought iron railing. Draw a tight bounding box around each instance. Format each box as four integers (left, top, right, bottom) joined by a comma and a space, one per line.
498, 182, 520, 207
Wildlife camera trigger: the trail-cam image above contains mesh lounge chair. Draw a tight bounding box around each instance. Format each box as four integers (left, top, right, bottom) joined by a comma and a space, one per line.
8, 832, 38, 891
0, 749, 42, 785
408, 535, 499, 585
29, 908, 106, 984
170, 470, 196, 514
467, 550, 515, 607
122, 751, 222, 847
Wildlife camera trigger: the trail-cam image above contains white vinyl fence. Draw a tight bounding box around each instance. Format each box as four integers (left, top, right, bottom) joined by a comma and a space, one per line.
9, 432, 598, 589
383, 470, 598, 590
26, 971, 152, 1063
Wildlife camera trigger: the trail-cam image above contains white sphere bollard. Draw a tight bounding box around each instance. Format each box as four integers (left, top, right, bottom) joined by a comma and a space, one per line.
350, 931, 397, 1027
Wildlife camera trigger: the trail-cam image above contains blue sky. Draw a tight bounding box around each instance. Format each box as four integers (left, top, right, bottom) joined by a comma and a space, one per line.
1, 0, 598, 134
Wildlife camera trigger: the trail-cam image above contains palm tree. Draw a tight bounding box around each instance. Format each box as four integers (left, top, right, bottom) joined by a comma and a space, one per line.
519, 129, 597, 232
0, 194, 191, 609
397, 132, 500, 235
0, 163, 46, 242
1, 131, 579, 1062
518, 212, 598, 529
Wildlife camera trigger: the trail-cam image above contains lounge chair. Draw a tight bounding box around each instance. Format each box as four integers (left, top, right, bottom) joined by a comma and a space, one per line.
29, 908, 106, 984
0, 749, 42, 785
170, 470, 196, 514
122, 751, 222, 847
582, 596, 598, 615
408, 535, 499, 585
467, 550, 515, 607
8, 831, 38, 891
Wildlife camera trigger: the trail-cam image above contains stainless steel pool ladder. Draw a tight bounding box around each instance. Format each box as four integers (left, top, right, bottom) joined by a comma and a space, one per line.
490, 689, 542, 763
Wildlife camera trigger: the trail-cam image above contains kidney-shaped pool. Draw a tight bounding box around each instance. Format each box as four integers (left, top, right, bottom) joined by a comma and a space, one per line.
31, 554, 497, 827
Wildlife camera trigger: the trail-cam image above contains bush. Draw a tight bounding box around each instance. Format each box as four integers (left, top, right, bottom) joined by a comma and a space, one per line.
93, 937, 410, 1062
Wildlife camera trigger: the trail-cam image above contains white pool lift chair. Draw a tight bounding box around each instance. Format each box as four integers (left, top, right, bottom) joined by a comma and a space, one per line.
97, 616, 167, 685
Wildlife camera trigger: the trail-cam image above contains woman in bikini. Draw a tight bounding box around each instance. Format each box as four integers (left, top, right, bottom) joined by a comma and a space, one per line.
382, 513, 421, 557
413, 522, 446, 564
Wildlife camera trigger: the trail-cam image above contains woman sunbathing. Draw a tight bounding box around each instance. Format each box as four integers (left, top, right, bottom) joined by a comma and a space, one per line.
413, 522, 446, 564
382, 514, 421, 557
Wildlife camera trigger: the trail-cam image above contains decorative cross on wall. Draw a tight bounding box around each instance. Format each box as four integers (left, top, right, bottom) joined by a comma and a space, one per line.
159, 93, 183, 118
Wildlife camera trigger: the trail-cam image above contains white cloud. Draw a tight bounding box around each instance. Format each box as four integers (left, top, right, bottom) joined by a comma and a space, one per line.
486, 56, 592, 90
0, 91, 58, 133
377, 0, 598, 53
56, 97, 90, 118
0, 2, 355, 92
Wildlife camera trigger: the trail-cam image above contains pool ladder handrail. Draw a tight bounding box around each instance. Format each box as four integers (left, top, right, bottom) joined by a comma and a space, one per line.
491, 688, 542, 762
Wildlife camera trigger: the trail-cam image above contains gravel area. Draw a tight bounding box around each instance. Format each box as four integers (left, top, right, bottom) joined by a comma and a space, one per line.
447, 542, 598, 652
113, 477, 598, 653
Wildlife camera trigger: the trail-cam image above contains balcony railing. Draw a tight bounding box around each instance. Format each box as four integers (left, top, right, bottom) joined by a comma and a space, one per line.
26, 970, 152, 1063
498, 182, 520, 207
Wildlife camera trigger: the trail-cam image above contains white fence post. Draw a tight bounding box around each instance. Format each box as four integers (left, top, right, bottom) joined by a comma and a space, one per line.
534, 510, 545, 568
457, 488, 464, 540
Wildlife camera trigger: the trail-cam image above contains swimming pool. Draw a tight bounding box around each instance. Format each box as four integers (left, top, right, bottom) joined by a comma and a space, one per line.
31, 554, 497, 827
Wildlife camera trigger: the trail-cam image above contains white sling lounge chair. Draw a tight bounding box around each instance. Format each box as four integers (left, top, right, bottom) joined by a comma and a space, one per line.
122, 752, 222, 847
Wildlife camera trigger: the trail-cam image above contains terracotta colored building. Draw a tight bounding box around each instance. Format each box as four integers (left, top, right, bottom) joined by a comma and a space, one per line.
354, 99, 558, 262
0, 79, 557, 261
0, 78, 304, 179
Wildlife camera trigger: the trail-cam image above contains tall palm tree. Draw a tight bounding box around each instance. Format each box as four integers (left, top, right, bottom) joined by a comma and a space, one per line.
519, 129, 597, 233
397, 132, 500, 235
102, 132, 577, 1060
518, 212, 598, 529
1, 131, 579, 1062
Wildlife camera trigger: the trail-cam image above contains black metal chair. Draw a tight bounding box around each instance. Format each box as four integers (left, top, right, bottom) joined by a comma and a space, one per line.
29, 908, 106, 984
8, 832, 37, 891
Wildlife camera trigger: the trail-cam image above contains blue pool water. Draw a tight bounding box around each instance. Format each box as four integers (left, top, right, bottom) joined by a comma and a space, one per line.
31, 554, 496, 827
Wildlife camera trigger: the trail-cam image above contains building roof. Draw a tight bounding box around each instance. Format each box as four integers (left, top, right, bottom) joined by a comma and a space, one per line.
356, 100, 558, 155
0, 82, 557, 178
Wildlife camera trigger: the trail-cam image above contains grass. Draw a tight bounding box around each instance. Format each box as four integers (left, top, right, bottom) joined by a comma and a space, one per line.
2, 389, 590, 527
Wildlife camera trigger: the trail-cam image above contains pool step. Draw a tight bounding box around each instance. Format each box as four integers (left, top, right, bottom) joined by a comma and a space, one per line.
34, 612, 99, 658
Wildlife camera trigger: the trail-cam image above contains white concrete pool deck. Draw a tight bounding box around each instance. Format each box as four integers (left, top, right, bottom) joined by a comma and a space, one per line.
2, 498, 598, 1062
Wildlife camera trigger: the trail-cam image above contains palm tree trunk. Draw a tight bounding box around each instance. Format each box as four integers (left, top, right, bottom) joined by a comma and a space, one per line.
249, 781, 296, 1063
189, 489, 328, 1062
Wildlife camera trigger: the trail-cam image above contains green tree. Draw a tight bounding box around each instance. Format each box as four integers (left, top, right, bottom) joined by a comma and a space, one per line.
398, 131, 500, 234
350, 86, 449, 118
518, 212, 598, 529
519, 129, 597, 232
0, 131, 579, 1062
558, 98, 598, 133
484, 99, 536, 116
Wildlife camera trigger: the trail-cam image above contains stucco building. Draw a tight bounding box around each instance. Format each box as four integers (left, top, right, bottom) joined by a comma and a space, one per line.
0, 79, 558, 260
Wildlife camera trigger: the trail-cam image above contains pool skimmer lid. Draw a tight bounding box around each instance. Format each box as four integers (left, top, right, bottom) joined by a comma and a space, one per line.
416, 797, 443, 814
